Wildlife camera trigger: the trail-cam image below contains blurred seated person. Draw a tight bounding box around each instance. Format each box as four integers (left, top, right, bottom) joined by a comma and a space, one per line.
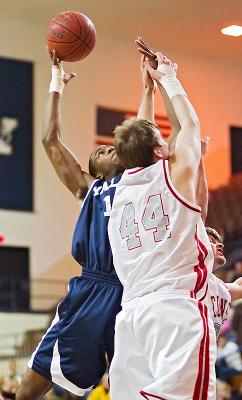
216, 332, 242, 382
216, 379, 231, 400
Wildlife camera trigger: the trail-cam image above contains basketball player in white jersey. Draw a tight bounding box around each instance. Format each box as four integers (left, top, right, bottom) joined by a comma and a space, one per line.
108, 51, 216, 399
135, 37, 241, 344
207, 227, 242, 340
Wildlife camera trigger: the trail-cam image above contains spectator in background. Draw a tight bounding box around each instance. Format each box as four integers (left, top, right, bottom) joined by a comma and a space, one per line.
216, 379, 231, 400
216, 332, 242, 381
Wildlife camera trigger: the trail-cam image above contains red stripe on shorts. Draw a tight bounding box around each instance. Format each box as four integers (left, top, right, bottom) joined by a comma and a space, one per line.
193, 301, 210, 400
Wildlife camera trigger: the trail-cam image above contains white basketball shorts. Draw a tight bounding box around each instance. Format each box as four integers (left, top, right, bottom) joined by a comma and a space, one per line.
110, 290, 216, 400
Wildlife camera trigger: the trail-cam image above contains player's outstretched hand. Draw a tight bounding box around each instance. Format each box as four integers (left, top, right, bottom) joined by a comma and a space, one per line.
145, 52, 178, 83
50, 50, 77, 86
136, 37, 158, 69
140, 54, 156, 92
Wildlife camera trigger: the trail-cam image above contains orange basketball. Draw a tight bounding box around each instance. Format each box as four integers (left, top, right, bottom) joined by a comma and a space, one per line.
46, 11, 96, 62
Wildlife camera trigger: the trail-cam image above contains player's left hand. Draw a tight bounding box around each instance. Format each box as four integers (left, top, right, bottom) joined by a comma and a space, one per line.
145, 52, 177, 83
136, 37, 158, 69
140, 55, 157, 92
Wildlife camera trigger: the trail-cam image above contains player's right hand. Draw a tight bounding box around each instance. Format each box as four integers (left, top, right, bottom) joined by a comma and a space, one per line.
50, 50, 77, 86
145, 52, 177, 83
136, 37, 158, 69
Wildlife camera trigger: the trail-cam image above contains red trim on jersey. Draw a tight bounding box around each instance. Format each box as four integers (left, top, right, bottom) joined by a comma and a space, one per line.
199, 283, 208, 302
128, 167, 144, 174
193, 301, 210, 400
162, 160, 201, 213
140, 391, 166, 400
193, 231, 208, 298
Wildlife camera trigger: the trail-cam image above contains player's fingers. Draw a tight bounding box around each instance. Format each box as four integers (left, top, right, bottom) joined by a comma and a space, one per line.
172, 62, 178, 71
136, 38, 156, 56
47, 48, 53, 60
69, 73, 77, 79
162, 55, 171, 65
137, 37, 154, 51
52, 50, 58, 65
138, 48, 155, 60
156, 52, 164, 64
140, 54, 145, 70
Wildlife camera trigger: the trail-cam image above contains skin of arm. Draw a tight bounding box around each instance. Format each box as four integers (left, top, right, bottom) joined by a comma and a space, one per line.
137, 55, 156, 122
42, 52, 94, 201
159, 85, 181, 154
135, 38, 181, 152
168, 88, 201, 204
146, 52, 201, 204
136, 39, 209, 210
226, 278, 242, 301
195, 137, 210, 222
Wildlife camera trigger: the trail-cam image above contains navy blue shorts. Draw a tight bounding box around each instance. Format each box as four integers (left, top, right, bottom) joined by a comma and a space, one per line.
28, 270, 122, 396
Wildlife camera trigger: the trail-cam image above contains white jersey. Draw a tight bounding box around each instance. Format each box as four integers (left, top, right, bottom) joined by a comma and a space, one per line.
207, 274, 231, 339
108, 159, 214, 304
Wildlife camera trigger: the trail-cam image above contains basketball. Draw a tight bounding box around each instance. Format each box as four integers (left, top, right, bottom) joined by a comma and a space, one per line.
46, 11, 96, 62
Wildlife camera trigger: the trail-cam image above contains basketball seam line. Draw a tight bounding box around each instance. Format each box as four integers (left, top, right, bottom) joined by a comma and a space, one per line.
48, 16, 93, 50
71, 12, 93, 50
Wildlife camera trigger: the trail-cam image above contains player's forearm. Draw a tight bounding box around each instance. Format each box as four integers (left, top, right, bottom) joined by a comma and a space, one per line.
158, 85, 181, 153
170, 93, 200, 134
42, 92, 62, 145
137, 88, 155, 123
196, 157, 208, 222
170, 92, 201, 165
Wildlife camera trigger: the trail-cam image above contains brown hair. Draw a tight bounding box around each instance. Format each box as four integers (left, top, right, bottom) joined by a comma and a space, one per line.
206, 227, 223, 243
114, 118, 160, 169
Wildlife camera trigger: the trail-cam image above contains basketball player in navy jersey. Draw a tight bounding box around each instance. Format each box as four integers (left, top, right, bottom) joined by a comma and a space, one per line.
16, 51, 158, 400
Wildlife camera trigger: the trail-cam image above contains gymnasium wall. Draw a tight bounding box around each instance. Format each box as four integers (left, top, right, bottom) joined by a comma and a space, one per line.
0, 15, 241, 300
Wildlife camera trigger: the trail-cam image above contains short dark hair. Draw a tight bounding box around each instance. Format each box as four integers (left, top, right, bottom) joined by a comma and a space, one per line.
114, 118, 160, 169
206, 227, 223, 243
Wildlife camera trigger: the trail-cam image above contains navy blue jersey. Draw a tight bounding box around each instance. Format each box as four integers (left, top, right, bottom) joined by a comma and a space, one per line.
72, 175, 121, 277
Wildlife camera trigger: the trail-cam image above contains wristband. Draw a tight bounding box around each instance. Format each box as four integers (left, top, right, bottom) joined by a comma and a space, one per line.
157, 63, 176, 77
49, 65, 65, 95
160, 76, 187, 100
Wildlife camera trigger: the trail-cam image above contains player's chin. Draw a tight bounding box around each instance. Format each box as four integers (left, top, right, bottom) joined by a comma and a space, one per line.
216, 255, 226, 267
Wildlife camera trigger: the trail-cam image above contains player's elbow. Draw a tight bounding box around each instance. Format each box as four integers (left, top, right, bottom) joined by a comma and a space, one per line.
183, 116, 200, 132
42, 127, 59, 148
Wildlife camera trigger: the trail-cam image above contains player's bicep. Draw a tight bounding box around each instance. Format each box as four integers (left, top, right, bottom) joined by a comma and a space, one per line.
174, 144, 200, 179
43, 139, 94, 197
175, 125, 201, 162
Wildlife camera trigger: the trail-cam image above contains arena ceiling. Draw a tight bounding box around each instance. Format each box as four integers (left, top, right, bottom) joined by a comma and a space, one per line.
1, 0, 242, 61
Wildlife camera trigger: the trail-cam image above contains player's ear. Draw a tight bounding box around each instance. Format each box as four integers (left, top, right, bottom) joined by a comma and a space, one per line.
153, 146, 164, 160
96, 173, 104, 179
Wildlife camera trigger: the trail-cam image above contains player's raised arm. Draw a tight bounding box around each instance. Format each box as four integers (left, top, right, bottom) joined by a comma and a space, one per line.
42, 51, 95, 200
136, 38, 181, 153
196, 137, 210, 222
146, 52, 200, 203
137, 55, 156, 122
